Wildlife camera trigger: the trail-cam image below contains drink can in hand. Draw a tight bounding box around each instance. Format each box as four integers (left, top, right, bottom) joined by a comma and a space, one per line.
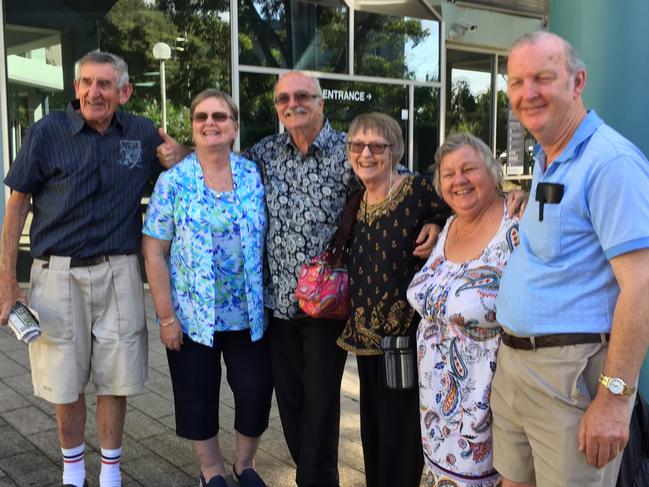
7, 301, 41, 344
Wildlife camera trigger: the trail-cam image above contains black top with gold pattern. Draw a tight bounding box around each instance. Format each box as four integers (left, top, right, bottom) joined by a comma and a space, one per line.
337, 175, 449, 355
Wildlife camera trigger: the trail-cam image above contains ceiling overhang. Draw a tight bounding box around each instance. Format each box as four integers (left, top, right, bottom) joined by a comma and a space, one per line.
344, 0, 439, 20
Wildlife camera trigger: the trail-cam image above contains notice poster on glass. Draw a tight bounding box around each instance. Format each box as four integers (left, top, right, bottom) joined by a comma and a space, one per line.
506, 106, 525, 176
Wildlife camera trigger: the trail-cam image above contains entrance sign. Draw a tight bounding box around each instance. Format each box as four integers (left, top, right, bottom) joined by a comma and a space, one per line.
323, 89, 372, 102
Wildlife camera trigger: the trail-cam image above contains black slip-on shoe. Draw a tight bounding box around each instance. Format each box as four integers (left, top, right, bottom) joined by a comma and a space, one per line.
199, 472, 228, 487
233, 467, 268, 487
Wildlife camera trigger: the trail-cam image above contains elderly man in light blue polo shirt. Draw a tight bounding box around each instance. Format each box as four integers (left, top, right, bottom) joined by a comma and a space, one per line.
491, 31, 649, 487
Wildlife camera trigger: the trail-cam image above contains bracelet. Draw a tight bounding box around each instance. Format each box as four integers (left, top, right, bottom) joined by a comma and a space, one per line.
159, 316, 176, 327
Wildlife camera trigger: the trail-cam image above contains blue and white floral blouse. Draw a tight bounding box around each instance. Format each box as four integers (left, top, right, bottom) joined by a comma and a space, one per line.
143, 152, 267, 347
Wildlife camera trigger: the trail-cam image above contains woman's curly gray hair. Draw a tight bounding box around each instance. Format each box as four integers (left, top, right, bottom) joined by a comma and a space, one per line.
433, 133, 503, 195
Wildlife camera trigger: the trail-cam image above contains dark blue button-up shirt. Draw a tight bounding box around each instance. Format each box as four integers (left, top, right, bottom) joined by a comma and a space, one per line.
5, 100, 162, 257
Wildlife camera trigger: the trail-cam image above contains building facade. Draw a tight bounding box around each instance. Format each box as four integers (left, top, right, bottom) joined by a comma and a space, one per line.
0, 0, 545, 192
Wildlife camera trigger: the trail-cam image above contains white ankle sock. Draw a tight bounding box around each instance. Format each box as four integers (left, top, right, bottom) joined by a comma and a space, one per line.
99, 446, 122, 487
61, 443, 85, 487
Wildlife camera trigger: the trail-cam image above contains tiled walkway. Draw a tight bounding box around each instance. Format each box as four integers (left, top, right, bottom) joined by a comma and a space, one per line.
0, 292, 366, 486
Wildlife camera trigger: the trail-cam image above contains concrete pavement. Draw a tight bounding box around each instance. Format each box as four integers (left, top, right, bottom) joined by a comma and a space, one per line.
0, 291, 367, 486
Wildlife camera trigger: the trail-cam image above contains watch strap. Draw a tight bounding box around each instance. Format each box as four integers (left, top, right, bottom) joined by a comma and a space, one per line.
599, 373, 636, 396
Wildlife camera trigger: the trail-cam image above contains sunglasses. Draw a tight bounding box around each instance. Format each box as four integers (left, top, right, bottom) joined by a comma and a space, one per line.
347, 142, 393, 155
192, 111, 235, 123
273, 91, 320, 105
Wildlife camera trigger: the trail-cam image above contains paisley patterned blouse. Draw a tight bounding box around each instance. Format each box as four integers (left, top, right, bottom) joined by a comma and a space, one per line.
143, 152, 267, 347
406, 203, 518, 487
337, 175, 448, 355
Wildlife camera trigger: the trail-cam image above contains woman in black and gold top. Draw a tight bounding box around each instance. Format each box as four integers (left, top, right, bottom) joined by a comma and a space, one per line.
337, 112, 449, 487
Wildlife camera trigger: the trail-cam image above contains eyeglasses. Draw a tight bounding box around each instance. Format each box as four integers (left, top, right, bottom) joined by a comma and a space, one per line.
347, 142, 393, 155
191, 111, 235, 123
273, 91, 320, 105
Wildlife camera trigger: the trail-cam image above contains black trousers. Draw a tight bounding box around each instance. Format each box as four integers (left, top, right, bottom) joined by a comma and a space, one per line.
357, 354, 424, 487
269, 315, 347, 487
166, 331, 273, 440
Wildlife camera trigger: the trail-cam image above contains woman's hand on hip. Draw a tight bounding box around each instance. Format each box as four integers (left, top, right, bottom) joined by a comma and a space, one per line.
160, 319, 184, 351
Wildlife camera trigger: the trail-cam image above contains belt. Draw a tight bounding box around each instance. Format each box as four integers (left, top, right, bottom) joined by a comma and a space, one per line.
501, 332, 610, 350
38, 255, 111, 268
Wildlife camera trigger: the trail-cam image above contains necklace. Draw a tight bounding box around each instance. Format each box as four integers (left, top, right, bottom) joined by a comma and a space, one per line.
450, 197, 500, 244
450, 218, 481, 244
363, 174, 401, 224
203, 167, 233, 192
364, 173, 399, 206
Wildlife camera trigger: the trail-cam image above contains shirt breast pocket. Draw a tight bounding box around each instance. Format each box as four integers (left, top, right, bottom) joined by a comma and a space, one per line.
116, 140, 143, 169
528, 203, 562, 261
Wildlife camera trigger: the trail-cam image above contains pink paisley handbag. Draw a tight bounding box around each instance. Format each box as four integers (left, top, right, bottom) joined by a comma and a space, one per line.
295, 190, 363, 320
295, 251, 350, 320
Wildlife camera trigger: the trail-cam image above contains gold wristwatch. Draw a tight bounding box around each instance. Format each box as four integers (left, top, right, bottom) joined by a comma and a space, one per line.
598, 374, 636, 396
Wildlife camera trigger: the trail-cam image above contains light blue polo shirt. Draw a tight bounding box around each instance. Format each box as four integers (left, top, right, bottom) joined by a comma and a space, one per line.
497, 111, 649, 336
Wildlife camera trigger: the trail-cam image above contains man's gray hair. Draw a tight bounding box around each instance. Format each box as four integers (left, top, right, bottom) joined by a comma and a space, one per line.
274, 71, 323, 97
510, 31, 585, 77
76, 51, 130, 88
433, 133, 503, 194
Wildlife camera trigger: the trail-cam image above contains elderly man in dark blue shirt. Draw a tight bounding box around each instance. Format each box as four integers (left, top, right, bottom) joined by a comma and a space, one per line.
0, 51, 165, 487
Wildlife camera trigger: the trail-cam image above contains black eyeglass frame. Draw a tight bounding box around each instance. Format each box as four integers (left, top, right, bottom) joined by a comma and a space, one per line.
191, 111, 236, 123
346, 142, 394, 155
273, 91, 321, 106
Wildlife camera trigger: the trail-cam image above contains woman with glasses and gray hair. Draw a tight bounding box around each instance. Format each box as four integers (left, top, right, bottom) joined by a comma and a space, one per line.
406, 133, 520, 487
336, 112, 450, 487
142, 89, 271, 487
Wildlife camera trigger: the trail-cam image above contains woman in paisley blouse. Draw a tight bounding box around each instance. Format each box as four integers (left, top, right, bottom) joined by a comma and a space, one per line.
142, 89, 271, 487
406, 133, 519, 487
336, 112, 450, 487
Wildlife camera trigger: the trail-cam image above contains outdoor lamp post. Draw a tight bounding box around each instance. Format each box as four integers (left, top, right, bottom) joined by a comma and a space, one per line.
152, 42, 172, 131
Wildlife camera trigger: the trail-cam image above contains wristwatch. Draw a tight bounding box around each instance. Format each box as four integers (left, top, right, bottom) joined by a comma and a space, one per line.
598, 374, 636, 396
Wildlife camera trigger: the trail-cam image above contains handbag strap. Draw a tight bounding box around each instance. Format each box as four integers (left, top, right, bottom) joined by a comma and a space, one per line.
329, 189, 364, 263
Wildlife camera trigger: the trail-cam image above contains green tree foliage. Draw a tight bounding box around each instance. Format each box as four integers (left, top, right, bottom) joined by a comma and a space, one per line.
100, 0, 230, 140
238, 74, 277, 150
238, 0, 347, 72
100, 0, 176, 114
354, 12, 428, 79
139, 98, 192, 145
445, 80, 508, 154
157, 0, 231, 103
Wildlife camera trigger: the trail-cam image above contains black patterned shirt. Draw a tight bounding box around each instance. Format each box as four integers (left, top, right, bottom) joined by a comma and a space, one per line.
244, 120, 354, 319
337, 175, 449, 355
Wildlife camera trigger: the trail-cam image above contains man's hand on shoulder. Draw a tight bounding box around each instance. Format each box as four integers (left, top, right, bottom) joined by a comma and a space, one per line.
157, 128, 191, 169
578, 387, 632, 468
0, 272, 27, 325
506, 189, 528, 218
413, 223, 441, 259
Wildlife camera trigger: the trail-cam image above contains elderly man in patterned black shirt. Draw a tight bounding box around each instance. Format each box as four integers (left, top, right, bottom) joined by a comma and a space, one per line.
157, 71, 441, 487
244, 73, 359, 487
0, 52, 168, 487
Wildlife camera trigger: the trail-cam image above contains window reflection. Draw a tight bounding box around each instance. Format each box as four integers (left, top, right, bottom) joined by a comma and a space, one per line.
414, 86, 439, 173
496, 56, 508, 162
497, 56, 535, 181
320, 80, 408, 163
6, 22, 70, 160
239, 72, 278, 150
238, 0, 347, 72
445, 50, 492, 145
354, 12, 439, 82
102, 0, 231, 146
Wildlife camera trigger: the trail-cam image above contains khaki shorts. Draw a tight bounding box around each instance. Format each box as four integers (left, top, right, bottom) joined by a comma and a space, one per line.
28, 255, 147, 404
491, 339, 631, 487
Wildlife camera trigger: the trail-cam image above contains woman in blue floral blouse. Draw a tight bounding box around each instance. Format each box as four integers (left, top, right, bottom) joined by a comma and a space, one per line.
142, 89, 270, 487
